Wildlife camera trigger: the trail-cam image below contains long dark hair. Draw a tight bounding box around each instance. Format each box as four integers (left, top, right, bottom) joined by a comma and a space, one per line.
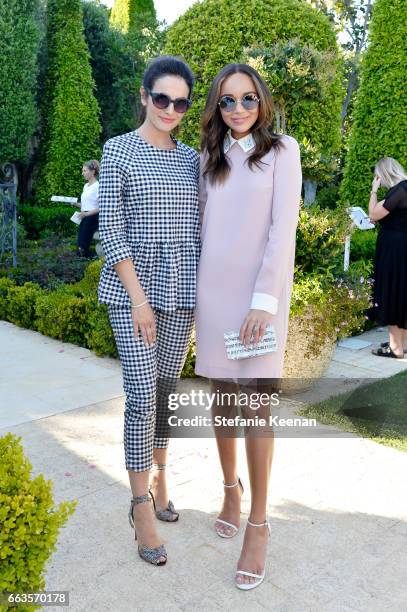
201, 63, 283, 185
139, 55, 195, 123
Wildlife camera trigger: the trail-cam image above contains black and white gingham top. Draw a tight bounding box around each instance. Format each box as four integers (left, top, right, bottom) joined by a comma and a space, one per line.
97, 131, 200, 312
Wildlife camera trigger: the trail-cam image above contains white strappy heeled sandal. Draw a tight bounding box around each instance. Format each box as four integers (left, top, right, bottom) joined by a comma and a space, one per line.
235, 518, 271, 590
214, 477, 244, 539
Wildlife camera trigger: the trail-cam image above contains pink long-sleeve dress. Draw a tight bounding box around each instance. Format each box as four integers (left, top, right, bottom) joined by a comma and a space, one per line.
194, 133, 302, 380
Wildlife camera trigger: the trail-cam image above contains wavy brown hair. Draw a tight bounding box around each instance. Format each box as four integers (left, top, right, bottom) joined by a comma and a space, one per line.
201, 63, 283, 185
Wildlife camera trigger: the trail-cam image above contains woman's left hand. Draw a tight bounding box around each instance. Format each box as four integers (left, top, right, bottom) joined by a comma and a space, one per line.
78, 212, 87, 219
371, 175, 381, 192
240, 309, 273, 347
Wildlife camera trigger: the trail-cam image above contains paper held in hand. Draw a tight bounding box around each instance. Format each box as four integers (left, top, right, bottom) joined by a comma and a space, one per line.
348, 206, 375, 230
51, 195, 78, 204
224, 324, 277, 360
70, 212, 82, 225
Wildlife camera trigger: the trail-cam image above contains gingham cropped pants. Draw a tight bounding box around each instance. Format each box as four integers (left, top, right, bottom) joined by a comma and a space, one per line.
108, 306, 194, 472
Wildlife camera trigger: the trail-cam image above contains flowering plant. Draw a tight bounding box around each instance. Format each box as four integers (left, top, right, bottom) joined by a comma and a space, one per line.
290, 268, 373, 358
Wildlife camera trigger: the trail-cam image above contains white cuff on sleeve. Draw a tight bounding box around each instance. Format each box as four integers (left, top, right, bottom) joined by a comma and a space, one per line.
250, 292, 278, 315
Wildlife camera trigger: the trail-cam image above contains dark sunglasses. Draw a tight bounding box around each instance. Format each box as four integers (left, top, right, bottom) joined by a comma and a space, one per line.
146, 89, 192, 114
218, 93, 260, 112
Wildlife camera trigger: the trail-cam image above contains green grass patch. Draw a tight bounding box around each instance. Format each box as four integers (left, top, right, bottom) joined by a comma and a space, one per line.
298, 370, 407, 452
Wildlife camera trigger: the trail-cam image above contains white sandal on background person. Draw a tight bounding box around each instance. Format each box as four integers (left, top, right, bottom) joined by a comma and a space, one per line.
214, 477, 244, 538
235, 518, 271, 590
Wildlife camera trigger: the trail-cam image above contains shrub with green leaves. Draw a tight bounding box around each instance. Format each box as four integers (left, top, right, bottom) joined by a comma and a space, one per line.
0, 433, 76, 606
340, 0, 407, 208
5, 282, 44, 329
290, 269, 373, 356
83, 295, 118, 357
164, 0, 343, 175
35, 0, 102, 205
244, 39, 342, 181
35, 287, 89, 345
349, 228, 378, 265
0, 260, 118, 358
19, 204, 77, 240
71, 260, 118, 357
295, 204, 350, 277
0, 278, 15, 321
0, 235, 89, 288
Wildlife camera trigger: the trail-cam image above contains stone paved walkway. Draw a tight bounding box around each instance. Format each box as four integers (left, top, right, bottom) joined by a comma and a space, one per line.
1, 320, 406, 611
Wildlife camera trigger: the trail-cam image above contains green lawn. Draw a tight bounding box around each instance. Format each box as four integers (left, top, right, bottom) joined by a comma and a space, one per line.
297, 370, 407, 452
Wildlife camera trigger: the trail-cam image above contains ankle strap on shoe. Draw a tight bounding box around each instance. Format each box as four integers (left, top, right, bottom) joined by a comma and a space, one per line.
247, 518, 271, 535
131, 494, 151, 505
247, 519, 267, 527
151, 463, 166, 471
223, 478, 239, 488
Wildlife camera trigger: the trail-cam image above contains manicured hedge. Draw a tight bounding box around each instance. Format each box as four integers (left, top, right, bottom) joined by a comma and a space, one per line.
0, 261, 117, 358
18, 204, 77, 240
340, 0, 407, 208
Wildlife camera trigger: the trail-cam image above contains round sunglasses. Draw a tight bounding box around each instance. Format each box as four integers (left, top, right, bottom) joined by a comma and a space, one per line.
146, 89, 192, 114
218, 93, 260, 112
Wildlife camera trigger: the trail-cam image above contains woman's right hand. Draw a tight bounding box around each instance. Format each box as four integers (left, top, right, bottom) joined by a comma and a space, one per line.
131, 302, 156, 347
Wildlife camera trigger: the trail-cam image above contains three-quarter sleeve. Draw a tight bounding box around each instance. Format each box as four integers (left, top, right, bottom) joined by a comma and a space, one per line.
98, 143, 132, 267
199, 153, 209, 225
251, 136, 302, 313
383, 184, 403, 212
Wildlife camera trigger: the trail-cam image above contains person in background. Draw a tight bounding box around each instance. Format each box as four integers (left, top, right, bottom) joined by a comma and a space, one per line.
368, 157, 407, 358
76, 160, 100, 258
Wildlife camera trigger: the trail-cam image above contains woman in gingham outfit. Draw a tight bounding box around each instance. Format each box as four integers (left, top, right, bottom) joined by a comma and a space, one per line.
98, 56, 199, 566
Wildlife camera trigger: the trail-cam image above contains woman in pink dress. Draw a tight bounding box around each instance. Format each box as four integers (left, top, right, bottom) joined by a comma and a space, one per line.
195, 63, 302, 590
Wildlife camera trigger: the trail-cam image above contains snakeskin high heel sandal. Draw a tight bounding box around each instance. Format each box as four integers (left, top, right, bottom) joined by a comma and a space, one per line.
149, 463, 179, 522
128, 494, 167, 566
235, 518, 271, 590
214, 477, 244, 539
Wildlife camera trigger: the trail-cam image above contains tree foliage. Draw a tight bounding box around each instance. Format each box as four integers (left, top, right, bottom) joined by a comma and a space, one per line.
110, 0, 156, 34
35, 0, 101, 205
340, 0, 407, 208
0, 0, 41, 165
164, 0, 343, 181
109, 0, 162, 121
82, 1, 136, 139
245, 39, 341, 180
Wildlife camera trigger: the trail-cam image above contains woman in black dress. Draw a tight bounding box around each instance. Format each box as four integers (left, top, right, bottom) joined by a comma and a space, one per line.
368, 157, 407, 358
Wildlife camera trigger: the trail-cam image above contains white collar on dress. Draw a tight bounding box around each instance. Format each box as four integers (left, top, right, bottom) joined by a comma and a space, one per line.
223, 129, 255, 154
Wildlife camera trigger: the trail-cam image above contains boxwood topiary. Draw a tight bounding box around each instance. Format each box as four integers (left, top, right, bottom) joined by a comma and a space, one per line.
164, 0, 343, 175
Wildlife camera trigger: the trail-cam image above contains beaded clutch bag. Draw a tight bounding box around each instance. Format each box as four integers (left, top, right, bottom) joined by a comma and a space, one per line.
224, 325, 277, 360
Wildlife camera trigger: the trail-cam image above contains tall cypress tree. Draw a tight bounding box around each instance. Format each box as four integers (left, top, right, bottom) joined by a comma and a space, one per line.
0, 0, 41, 172
82, 1, 136, 139
110, 0, 156, 35
340, 0, 407, 208
35, 0, 101, 204
110, 0, 160, 118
